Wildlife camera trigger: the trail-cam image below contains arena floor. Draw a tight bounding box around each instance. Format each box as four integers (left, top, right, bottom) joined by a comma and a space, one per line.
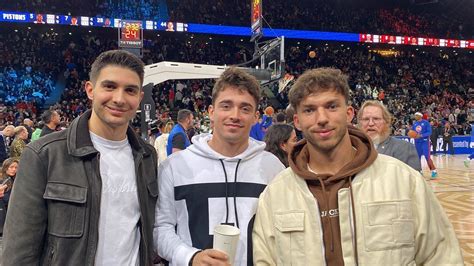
424, 154, 473, 265
0, 154, 472, 264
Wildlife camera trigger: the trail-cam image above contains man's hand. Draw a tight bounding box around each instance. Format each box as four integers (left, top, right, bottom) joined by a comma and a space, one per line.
0, 184, 8, 198
192, 249, 230, 266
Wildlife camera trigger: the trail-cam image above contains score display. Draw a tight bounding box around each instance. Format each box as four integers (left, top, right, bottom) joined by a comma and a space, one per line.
0, 10, 472, 50
250, 0, 263, 42
119, 20, 143, 48
360, 34, 474, 49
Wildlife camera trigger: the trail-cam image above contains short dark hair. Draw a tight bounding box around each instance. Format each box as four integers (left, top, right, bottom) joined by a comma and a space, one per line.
177, 109, 193, 123
212, 67, 260, 109
41, 110, 57, 124
264, 124, 294, 167
289, 68, 350, 111
89, 49, 145, 86
275, 112, 286, 123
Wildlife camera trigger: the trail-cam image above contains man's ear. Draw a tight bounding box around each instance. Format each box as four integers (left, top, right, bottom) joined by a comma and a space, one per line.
293, 113, 302, 131
85, 81, 94, 100
346, 105, 355, 123
208, 105, 214, 123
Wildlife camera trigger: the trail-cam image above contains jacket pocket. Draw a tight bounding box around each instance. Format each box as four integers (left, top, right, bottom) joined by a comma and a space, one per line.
274, 211, 305, 266
43, 182, 87, 237
362, 200, 415, 251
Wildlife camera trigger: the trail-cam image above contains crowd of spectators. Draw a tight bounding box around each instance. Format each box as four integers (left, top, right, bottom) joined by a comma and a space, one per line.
0, 27, 64, 125
0, 25, 472, 138
167, 0, 472, 39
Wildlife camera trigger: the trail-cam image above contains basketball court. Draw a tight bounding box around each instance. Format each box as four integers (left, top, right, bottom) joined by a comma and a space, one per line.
421, 155, 473, 264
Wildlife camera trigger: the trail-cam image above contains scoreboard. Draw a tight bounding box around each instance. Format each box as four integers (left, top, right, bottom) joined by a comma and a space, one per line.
0, 10, 472, 50
119, 20, 143, 48
360, 34, 474, 49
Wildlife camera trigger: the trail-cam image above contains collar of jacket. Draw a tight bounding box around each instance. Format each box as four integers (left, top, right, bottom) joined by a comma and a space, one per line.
67, 109, 148, 158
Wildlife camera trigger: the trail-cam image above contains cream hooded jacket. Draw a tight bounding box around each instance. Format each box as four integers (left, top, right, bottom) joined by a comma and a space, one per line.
253, 154, 463, 265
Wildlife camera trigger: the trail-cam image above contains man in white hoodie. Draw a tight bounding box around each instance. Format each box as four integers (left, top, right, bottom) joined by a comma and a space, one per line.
155, 67, 285, 265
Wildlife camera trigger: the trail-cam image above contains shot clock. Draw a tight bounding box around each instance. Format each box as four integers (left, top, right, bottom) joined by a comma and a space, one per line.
118, 20, 143, 49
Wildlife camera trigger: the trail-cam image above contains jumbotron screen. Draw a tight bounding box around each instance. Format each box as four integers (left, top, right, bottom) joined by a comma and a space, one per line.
360, 33, 473, 49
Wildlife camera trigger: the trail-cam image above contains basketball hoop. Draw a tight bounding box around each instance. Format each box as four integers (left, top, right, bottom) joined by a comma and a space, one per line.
278, 73, 294, 93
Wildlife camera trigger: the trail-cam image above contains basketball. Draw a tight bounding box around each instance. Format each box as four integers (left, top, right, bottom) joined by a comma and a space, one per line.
264, 106, 274, 116
407, 130, 418, 138
309, 50, 317, 58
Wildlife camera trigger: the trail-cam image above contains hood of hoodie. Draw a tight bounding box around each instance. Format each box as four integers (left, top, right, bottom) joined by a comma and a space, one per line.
288, 125, 377, 266
189, 133, 267, 161
289, 126, 377, 182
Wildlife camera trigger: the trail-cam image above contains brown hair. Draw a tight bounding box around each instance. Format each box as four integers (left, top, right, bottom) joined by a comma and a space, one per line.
289, 68, 350, 111
212, 67, 260, 109
357, 100, 393, 126
1, 158, 19, 190
89, 49, 145, 86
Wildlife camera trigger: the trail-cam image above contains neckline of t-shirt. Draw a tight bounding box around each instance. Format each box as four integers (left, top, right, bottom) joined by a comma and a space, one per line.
89, 131, 129, 149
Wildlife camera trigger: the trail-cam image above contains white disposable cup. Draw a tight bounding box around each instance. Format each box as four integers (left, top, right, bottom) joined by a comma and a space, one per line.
213, 224, 240, 265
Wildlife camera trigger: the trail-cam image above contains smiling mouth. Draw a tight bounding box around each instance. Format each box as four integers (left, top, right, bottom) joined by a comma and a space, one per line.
106, 106, 127, 113
314, 129, 334, 137
225, 124, 243, 128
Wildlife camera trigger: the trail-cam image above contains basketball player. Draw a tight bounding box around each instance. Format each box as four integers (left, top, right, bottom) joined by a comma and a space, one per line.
412, 112, 438, 178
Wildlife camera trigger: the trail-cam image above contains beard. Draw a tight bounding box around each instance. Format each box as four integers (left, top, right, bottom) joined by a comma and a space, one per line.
370, 125, 391, 145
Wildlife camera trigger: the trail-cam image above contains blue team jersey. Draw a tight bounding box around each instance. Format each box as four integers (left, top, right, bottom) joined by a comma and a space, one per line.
412, 119, 432, 143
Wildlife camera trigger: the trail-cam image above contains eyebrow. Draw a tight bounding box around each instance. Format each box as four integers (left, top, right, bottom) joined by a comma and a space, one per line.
218, 99, 255, 108
100, 80, 140, 90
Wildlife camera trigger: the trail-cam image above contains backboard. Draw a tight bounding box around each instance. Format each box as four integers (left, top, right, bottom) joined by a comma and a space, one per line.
259, 36, 285, 82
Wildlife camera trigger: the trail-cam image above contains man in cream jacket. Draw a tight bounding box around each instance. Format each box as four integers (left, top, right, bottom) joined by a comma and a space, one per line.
253, 68, 463, 265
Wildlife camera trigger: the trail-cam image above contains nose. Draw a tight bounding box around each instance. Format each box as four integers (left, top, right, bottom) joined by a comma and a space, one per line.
316, 108, 329, 126
112, 89, 125, 105
229, 107, 240, 121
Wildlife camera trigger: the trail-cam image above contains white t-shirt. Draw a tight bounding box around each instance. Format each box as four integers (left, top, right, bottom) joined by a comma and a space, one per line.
90, 132, 140, 266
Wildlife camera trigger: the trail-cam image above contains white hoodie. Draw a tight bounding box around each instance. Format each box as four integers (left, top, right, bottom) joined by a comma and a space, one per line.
155, 133, 285, 266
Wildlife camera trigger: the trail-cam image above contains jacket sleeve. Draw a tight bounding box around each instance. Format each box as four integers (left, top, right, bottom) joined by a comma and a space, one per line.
154, 162, 200, 265
2, 146, 47, 265
412, 171, 464, 264
252, 189, 277, 265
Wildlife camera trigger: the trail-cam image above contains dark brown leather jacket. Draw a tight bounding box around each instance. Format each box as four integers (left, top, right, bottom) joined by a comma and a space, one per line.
2, 110, 158, 265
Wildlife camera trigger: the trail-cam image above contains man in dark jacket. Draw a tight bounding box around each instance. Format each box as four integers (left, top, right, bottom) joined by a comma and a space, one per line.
3, 50, 158, 265
429, 119, 440, 155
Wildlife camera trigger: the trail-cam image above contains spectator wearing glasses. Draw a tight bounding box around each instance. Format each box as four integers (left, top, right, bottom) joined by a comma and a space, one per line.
358, 100, 421, 171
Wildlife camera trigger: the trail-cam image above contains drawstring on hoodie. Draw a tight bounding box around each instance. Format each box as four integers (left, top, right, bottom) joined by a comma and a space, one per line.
219, 159, 242, 228
319, 177, 335, 253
